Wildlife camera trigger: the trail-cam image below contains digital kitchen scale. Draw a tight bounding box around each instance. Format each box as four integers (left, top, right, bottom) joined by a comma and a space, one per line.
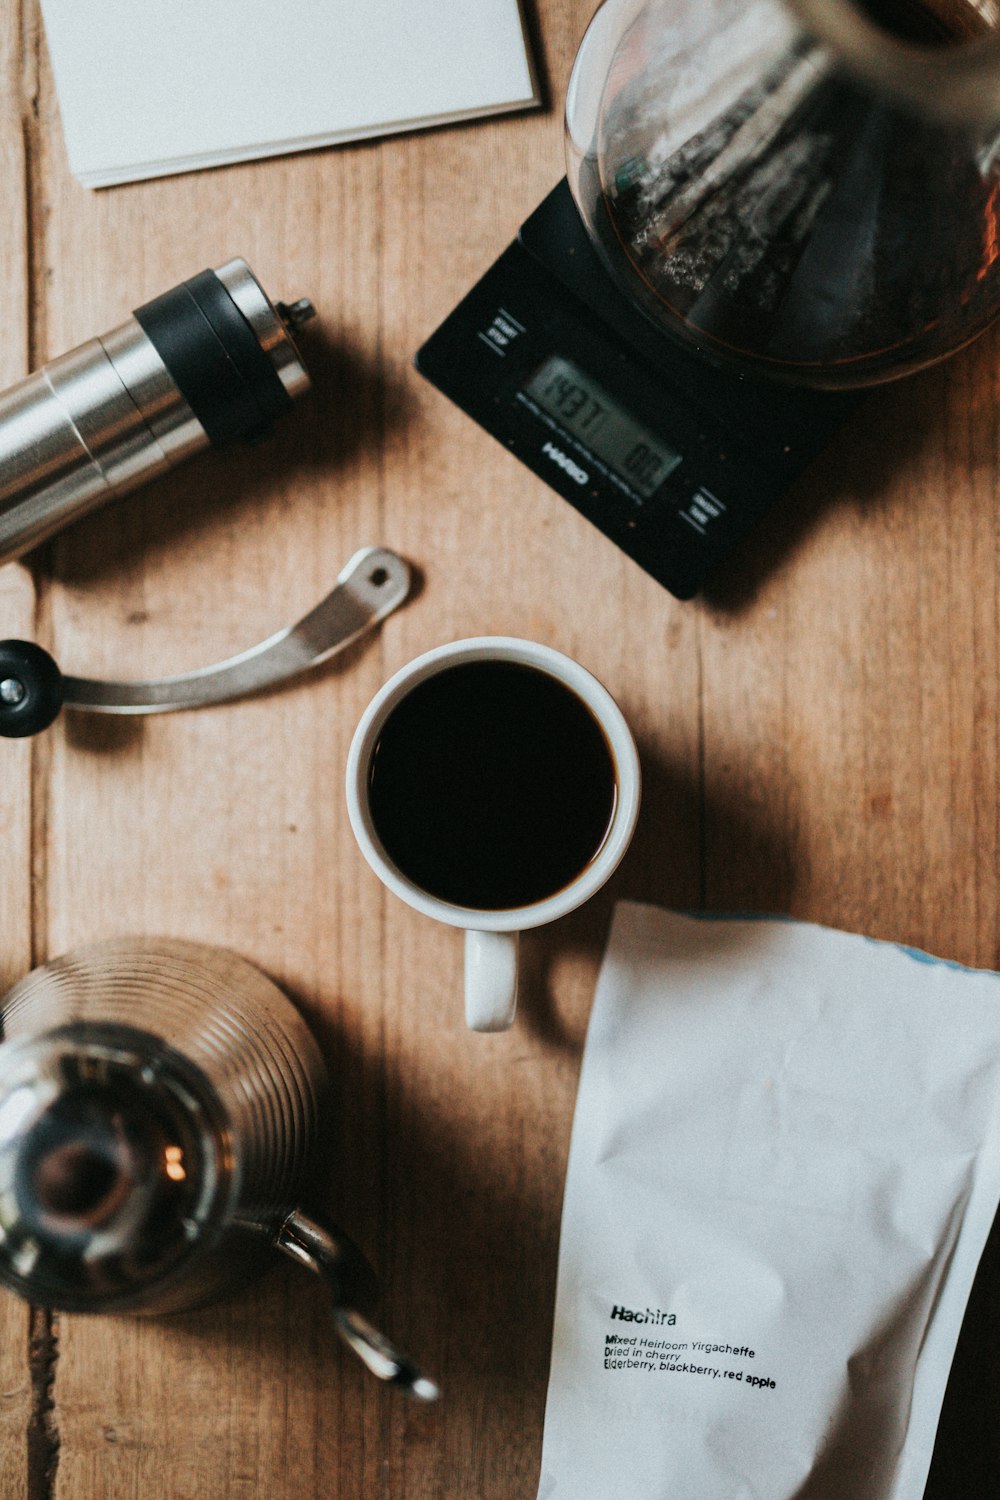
416, 180, 862, 600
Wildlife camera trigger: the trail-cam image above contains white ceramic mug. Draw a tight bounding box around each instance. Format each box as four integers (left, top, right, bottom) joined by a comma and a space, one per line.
345, 637, 641, 1032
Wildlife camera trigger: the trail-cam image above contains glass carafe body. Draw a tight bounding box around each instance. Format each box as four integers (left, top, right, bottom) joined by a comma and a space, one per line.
566, 0, 1000, 387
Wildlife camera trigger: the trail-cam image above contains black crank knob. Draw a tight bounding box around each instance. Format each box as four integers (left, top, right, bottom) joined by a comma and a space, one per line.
0, 641, 64, 737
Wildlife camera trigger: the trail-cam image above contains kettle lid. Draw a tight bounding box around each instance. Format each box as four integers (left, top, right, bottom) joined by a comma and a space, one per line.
0, 1023, 232, 1311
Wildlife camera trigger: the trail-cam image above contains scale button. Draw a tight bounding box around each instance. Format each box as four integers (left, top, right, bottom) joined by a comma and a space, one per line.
476, 307, 527, 358
675, 487, 728, 536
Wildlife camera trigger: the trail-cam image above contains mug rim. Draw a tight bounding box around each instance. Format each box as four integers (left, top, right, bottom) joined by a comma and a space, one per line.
345, 636, 641, 932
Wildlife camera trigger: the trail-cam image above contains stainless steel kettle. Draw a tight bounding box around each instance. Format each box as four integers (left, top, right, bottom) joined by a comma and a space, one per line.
0, 937, 436, 1400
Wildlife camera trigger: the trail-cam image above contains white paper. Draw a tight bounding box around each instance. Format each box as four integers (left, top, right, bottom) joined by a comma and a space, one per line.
39, 0, 539, 188
539, 903, 1000, 1500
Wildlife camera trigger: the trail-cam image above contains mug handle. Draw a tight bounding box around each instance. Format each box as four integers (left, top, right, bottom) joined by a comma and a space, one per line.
464, 930, 519, 1032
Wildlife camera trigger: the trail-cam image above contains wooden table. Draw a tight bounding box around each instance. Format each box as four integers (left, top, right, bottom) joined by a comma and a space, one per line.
1, 2, 999, 1495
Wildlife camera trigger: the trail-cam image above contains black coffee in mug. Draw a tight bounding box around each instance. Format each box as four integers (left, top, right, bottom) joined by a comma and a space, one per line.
367, 661, 617, 910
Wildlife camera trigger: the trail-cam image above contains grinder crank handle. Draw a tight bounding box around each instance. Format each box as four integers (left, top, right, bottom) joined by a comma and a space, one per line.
0, 546, 410, 737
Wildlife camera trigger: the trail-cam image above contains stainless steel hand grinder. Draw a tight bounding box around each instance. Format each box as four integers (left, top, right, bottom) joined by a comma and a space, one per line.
0, 258, 313, 566
0, 261, 415, 738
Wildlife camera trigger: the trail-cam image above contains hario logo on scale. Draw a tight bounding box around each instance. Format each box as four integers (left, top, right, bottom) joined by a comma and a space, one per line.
541, 440, 589, 486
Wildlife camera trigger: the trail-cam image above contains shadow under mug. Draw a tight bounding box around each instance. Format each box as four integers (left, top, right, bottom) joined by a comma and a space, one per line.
345, 637, 641, 1031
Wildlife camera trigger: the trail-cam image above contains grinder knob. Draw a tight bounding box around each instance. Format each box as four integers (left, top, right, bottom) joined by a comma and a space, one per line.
0, 641, 64, 738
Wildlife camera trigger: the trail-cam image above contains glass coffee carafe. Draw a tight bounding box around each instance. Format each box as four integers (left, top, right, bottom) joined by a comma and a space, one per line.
566, 0, 1000, 386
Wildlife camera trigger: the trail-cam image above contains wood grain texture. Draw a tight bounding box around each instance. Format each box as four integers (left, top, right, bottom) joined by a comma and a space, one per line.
0, 4, 43, 1497
699, 345, 1000, 964
0, 0, 994, 1495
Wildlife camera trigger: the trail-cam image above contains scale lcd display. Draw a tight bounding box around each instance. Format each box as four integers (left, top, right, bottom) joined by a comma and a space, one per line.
521, 353, 682, 498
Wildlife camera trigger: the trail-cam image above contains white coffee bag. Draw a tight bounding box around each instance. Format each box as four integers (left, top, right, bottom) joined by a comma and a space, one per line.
538, 904, 1000, 1500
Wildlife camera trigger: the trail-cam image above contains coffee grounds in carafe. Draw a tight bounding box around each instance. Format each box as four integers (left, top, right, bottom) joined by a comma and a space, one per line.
596, 0, 1000, 383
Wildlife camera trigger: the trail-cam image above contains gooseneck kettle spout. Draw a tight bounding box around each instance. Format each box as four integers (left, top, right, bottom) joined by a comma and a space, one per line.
276, 1211, 439, 1400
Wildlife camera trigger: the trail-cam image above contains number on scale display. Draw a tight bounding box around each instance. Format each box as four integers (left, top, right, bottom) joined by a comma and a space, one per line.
522, 354, 682, 499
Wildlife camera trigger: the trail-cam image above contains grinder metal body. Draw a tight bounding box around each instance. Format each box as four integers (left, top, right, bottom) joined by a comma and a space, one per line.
0, 258, 313, 566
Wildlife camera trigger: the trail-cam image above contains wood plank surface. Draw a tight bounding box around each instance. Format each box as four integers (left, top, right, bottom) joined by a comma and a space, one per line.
0, 0, 995, 1495
0, 4, 44, 1496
